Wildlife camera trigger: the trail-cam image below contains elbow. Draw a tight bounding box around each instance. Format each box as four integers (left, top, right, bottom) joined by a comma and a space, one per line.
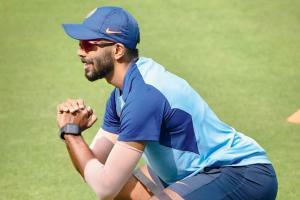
95, 192, 114, 200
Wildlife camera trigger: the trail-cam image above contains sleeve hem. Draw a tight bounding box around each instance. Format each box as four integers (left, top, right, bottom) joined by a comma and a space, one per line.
118, 135, 160, 142
101, 125, 119, 134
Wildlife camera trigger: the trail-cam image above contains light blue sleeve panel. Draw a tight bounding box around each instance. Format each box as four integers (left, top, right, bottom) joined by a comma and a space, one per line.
101, 89, 120, 134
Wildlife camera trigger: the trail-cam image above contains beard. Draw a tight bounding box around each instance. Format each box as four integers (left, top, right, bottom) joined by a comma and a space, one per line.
82, 50, 114, 82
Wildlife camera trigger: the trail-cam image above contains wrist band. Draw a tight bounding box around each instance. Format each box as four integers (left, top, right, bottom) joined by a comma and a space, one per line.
59, 123, 81, 140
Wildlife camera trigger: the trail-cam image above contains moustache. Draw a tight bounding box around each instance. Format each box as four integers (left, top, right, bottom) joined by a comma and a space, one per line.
81, 58, 93, 64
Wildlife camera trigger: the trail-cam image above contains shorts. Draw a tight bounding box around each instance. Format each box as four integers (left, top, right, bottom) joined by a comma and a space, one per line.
148, 164, 278, 200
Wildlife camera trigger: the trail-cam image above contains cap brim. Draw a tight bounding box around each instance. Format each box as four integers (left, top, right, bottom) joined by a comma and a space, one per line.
62, 24, 104, 40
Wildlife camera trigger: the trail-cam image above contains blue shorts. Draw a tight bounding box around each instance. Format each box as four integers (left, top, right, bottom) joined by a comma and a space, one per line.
149, 164, 278, 200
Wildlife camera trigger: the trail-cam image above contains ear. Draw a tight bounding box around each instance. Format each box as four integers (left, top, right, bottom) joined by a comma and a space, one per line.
112, 43, 126, 60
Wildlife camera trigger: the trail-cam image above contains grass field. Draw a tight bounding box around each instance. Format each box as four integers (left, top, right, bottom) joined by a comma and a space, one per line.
0, 0, 299, 199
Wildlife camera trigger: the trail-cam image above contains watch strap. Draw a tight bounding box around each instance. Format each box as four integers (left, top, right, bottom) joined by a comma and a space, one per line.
59, 123, 81, 140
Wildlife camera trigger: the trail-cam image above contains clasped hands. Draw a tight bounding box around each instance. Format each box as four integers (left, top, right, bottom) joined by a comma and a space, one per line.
56, 99, 97, 131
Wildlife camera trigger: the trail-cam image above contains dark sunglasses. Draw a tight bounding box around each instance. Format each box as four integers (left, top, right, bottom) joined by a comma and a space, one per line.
79, 40, 115, 52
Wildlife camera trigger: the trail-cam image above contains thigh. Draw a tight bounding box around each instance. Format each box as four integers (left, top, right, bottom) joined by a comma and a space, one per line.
147, 166, 223, 200
167, 168, 223, 200
237, 164, 278, 200
167, 164, 277, 200
132, 165, 184, 200
115, 165, 184, 200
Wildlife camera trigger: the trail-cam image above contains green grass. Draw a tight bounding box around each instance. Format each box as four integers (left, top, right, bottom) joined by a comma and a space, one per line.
1, 0, 299, 199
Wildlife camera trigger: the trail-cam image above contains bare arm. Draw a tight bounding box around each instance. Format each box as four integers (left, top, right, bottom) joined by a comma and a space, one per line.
57, 101, 145, 199
65, 133, 144, 199
65, 135, 95, 176
57, 104, 97, 177
57, 99, 118, 165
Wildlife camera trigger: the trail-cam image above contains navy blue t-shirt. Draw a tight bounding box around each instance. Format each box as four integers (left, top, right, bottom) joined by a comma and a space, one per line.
102, 57, 270, 184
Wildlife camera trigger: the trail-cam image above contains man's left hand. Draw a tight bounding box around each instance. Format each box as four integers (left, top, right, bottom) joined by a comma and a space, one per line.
57, 106, 97, 131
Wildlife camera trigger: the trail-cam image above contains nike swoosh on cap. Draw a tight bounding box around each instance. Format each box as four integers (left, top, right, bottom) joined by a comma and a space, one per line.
105, 28, 122, 34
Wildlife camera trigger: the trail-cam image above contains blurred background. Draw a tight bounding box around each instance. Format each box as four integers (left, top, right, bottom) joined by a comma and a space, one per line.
0, 0, 299, 199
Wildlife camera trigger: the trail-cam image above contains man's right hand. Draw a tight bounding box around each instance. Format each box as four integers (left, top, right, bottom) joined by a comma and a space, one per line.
57, 99, 86, 113
57, 99, 97, 131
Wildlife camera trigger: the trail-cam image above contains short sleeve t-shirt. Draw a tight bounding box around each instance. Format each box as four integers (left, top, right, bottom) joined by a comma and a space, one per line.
102, 57, 271, 184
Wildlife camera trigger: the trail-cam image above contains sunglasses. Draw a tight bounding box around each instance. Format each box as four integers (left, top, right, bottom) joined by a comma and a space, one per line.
79, 40, 115, 52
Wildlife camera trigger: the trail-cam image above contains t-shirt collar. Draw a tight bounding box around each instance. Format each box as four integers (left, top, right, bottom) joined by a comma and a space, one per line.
120, 58, 139, 101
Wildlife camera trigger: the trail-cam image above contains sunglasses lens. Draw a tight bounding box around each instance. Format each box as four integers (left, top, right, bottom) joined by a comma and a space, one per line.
79, 41, 93, 51
79, 40, 115, 51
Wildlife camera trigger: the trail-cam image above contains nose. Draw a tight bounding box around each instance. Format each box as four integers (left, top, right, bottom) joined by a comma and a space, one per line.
77, 47, 87, 57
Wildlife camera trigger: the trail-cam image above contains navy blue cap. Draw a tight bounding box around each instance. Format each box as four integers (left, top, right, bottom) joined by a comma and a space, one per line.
62, 6, 140, 49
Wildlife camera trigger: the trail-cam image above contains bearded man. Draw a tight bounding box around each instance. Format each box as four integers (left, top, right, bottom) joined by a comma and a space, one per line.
57, 6, 278, 200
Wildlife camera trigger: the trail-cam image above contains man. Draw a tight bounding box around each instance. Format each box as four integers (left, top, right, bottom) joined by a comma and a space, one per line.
57, 6, 278, 200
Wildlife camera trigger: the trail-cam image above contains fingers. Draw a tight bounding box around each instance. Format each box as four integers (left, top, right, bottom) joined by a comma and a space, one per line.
77, 99, 85, 109
67, 100, 80, 113
57, 104, 68, 114
57, 99, 86, 113
70, 108, 97, 129
56, 99, 97, 130
86, 106, 93, 116
81, 106, 95, 120
87, 114, 98, 128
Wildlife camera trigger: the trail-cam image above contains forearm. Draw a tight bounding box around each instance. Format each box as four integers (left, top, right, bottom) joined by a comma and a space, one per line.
89, 129, 117, 164
63, 131, 143, 199
84, 142, 143, 199
65, 135, 95, 177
